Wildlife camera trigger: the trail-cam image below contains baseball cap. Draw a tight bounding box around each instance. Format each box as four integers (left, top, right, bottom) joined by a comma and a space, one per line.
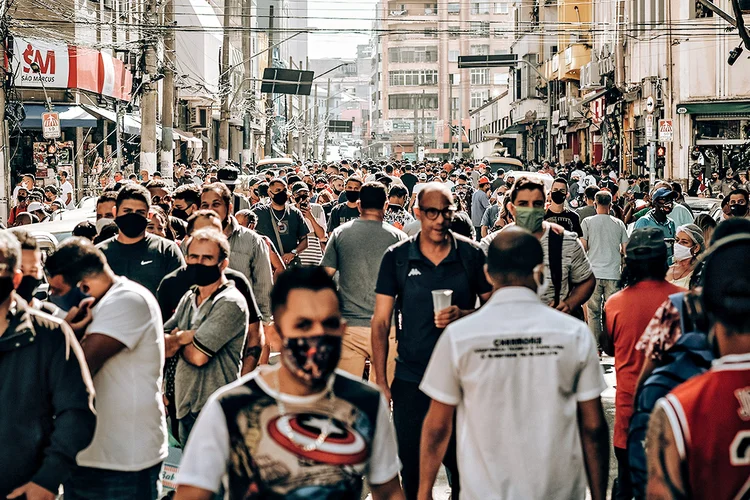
418, 173, 428, 181
291, 181, 309, 194
651, 187, 677, 203
478, 176, 491, 185
217, 166, 240, 185
27, 201, 46, 212
626, 227, 667, 260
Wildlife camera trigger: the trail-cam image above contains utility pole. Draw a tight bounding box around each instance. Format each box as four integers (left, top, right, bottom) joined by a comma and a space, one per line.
264, 5, 274, 158
218, 0, 232, 165
421, 88, 425, 157
322, 78, 331, 161
160, 0, 175, 182
140, 0, 159, 174
413, 95, 418, 156
0, 23, 9, 224
300, 58, 306, 162
242, 0, 253, 165
287, 56, 293, 157
313, 83, 319, 159
449, 75, 454, 157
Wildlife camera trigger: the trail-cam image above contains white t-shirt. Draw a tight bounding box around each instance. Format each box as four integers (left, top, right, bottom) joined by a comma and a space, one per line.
177, 366, 400, 494
61, 180, 74, 208
77, 277, 168, 471
420, 287, 606, 500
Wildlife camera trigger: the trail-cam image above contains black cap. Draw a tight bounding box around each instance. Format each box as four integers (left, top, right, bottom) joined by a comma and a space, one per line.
217, 165, 240, 185
626, 227, 667, 260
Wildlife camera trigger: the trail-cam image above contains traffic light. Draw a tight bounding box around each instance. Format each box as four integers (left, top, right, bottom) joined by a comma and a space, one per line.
656, 145, 666, 158
633, 146, 647, 168
656, 145, 666, 172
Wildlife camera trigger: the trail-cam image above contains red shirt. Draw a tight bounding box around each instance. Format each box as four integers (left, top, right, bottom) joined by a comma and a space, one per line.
605, 279, 684, 448
661, 355, 750, 499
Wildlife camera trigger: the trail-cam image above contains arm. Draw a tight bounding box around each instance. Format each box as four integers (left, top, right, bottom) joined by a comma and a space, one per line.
417, 401, 455, 500
165, 329, 195, 359
563, 274, 595, 312
580, 238, 588, 251
185, 299, 249, 367
601, 306, 614, 357
371, 294, 395, 399
174, 486, 214, 500
240, 321, 263, 375
646, 404, 687, 500
80, 333, 127, 376
250, 236, 274, 321
306, 208, 326, 239
577, 398, 609, 500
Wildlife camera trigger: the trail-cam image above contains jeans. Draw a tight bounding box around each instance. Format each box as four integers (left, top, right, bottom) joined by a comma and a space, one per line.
179, 411, 200, 447
64, 463, 162, 500
613, 446, 633, 500
391, 378, 460, 500
587, 278, 620, 342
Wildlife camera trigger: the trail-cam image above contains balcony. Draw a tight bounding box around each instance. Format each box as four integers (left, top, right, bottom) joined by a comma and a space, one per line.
559, 43, 590, 81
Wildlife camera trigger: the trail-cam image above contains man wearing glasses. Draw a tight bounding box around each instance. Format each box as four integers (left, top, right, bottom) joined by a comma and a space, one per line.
372, 183, 492, 500
633, 187, 677, 261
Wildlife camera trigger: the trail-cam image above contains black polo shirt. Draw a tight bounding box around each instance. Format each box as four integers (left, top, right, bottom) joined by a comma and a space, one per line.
375, 232, 491, 383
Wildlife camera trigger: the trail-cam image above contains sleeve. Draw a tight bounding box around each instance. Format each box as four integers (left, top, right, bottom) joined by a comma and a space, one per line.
575, 325, 607, 402
367, 394, 402, 486
320, 230, 339, 270
419, 329, 461, 406
87, 290, 151, 349
156, 275, 177, 321
229, 274, 261, 325
296, 211, 310, 239
248, 236, 274, 322
633, 215, 647, 229
567, 234, 594, 284
31, 324, 97, 493
176, 397, 230, 492
581, 218, 590, 242
327, 207, 339, 233
314, 205, 327, 230
374, 248, 399, 297
571, 212, 583, 237
165, 241, 187, 275
193, 298, 249, 356
471, 246, 493, 295
619, 220, 629, 244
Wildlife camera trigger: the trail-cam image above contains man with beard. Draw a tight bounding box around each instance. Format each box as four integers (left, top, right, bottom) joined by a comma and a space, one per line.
327, 176, 363, 233
97, 184, 185, 296
174, 266, 405, 500
633, 187, 677, 261
726, 188, 749, 218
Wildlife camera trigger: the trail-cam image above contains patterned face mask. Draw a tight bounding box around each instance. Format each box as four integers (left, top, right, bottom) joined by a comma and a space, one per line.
281, 335, 342, 388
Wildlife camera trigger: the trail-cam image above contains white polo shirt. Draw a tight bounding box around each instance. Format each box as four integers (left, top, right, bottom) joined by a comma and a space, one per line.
420, 286, 606, 500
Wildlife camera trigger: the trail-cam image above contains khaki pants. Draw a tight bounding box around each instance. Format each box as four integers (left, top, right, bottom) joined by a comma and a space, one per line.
338, 325, 397, 386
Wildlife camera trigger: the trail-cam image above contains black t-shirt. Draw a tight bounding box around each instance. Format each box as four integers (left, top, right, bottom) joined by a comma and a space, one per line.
544, 208, 583, 236
157, 266, 261, 325
252, 205, 309, 254
401, 173, 418, 195
327, 203, 360, 233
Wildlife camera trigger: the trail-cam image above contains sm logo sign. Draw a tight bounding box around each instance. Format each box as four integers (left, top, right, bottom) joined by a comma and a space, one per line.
22, 42, 56, 74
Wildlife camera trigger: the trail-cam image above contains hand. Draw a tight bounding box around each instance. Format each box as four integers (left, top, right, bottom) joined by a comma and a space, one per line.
434, 305, 461, 329
65, 297, 95, 334
282, 253, 296, 265
553, 300, 572, 314
377, 381, 392, 403
7, 482, 56, 500
548, 222, 566, 236
264, 322, 282, 351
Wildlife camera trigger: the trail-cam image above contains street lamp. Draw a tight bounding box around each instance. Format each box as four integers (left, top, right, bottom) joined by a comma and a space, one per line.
29, 62, 53, 112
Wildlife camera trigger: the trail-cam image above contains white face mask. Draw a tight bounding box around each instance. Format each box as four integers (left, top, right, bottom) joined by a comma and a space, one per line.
673, 243, 693, 262
533, 264, 549, 298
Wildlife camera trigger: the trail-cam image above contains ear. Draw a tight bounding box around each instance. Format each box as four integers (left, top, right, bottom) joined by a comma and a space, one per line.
483, 264, 494, 289
357, 200, 363, 214
220, 258, 230, 272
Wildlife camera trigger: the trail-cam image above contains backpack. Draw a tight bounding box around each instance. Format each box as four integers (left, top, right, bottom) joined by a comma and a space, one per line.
627, 293, 714, 499
548, 230, 585, 320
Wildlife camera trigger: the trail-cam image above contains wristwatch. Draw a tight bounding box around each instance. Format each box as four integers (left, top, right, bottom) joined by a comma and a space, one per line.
291, 249, 298, 255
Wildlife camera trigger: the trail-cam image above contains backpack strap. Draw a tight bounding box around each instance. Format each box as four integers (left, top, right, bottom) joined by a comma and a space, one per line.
548, 228, 563, 307
669, 292, 687, 335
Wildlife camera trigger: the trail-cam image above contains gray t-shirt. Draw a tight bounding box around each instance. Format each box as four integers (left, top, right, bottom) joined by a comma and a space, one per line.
165, 281, 249, 419
581, 214, 628, 280
321, 219, 407, 326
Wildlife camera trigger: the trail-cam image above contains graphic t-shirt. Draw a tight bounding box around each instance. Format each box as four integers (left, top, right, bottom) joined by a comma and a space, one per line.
327, 203, 360, 233
544, 208, 583, 236
176, 367, 400, 498
252, 205, 309, 255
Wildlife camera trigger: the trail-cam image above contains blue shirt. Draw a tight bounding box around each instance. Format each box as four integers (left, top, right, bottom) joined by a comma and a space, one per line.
471, 190, 490, 226
633, 210, 676, 260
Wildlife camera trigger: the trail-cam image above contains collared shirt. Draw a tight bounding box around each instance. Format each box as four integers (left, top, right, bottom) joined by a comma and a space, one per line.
375, 232, 491, 383
633, 209, 676, 260
420, 287, 606, 500
224, 216, 274, 321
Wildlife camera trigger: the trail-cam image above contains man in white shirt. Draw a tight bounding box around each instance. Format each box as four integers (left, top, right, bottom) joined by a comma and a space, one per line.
59, 170, 75, 209
418, 226, 609, 500
45, 238, 168, 499
174, 267, 404, 500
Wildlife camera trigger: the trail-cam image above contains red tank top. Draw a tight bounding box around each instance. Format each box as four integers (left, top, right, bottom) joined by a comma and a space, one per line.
661, 355, 750, 499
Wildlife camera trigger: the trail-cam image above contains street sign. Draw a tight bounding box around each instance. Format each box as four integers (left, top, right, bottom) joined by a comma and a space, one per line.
658, 119, 673, 142
645, 114, 654, 139
260, 68, 314, 96
42, 112, 60, 139
645, 96, 655, 114
328, 120, 353, 133
458, 54, 518, 68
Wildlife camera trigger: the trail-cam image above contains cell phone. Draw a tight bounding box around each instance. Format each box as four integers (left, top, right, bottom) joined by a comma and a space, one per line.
634, 192, 645, 200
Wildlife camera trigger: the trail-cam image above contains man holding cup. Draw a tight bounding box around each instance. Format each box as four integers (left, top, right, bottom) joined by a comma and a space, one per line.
372, 183, 492, 499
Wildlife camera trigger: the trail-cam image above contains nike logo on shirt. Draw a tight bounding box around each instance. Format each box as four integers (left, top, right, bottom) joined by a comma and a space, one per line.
141, 260, 153, 266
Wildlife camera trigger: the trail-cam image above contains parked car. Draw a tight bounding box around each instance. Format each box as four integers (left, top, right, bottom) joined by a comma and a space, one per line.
684, 196, 722, 221
504, 170, 555, 191
256, 157, 295, 172
483, 156, 524, 173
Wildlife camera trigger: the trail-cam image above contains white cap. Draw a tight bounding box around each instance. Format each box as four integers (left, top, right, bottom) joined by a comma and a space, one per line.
27, 201, 46, 212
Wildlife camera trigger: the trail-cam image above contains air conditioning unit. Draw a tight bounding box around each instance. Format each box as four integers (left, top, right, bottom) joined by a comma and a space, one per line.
580, 63, 591, 89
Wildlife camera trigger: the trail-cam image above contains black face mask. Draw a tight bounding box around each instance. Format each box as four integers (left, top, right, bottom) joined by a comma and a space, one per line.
305, 182, 314, 191
332, 188, 343, 195
315, 187, 325, 192
171, 208, 189, 221
0, 276, 14, 304
280, 334, 343, 388
115, 213, 149, 238
730, 204, 748, 217
16, 275, 41, 302
17, 196, 27, 203
345, 190, 360, 203
550, 191, 567, 204
186, 263, 223, 287
272, 191, 289, 205
158, 203, 171, 214
506, 180, 514, 188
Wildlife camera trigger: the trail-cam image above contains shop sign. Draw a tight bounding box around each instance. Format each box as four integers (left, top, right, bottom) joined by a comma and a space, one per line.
658, 119, 673, 142
645, 114, 655, 139
42, 112, 60, 139
15, 38, 70, 89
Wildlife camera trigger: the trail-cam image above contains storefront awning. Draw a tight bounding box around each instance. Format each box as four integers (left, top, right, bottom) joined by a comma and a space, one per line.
80, 104, 160, 136
676, 101, 750, 115
580, 88, 608, 106
503, 123, 527, 134
22, 104, 98, 129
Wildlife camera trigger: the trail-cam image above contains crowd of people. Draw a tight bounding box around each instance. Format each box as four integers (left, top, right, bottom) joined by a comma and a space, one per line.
2, 156, 750, 500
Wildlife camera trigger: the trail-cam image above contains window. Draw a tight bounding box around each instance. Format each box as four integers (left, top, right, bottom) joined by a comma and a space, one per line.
424, 3, 437, 14
451, 74, 461, 85
448, 50, 459, 62
493, 72, 509, 85
448, 2, 460, 13
451, 97, 459, 113
388, 94, 438, 109
388, 47, 437, 63
388, 70, 439, 86
470, 2, 491, 14
424, 28, 438, 38
449, 26, 460, 38
470, 44, 490, 55
692, 0, 714, 17
471, 90, 489, 109
470, 21, 490, 37
494, 1, 509, 14
470, 68, 489, 85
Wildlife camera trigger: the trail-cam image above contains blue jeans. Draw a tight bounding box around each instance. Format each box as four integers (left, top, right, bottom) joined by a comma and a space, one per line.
64, 462, 162, 500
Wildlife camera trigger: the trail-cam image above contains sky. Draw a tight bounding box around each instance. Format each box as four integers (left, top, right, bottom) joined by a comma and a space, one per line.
306, 0, 378, 59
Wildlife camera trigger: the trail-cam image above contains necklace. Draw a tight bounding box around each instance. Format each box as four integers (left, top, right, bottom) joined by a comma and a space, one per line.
271, 206, 287, 225
271, 367, 337, 453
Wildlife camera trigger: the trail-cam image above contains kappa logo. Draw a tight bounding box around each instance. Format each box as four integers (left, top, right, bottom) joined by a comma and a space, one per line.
407, 268, 421, 277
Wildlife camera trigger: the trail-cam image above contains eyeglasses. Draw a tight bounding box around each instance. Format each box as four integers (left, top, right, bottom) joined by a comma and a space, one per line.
152, 195, 172, 204
419, 206, 456, 220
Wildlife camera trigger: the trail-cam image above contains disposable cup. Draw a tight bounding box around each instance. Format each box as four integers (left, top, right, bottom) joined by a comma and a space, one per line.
432, 289, 453, 313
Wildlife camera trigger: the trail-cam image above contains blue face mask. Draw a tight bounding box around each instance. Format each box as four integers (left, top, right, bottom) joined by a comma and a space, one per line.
49, 286, 88, 312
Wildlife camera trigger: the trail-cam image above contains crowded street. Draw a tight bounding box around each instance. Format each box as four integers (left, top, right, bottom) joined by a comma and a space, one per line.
3, 0, 750, 498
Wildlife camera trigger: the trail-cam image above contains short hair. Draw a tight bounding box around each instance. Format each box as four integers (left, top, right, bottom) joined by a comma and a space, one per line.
72, 221, 98, 240
44, 185, 58, 195
45, 237, 107, 285
584, 185, 599, 201
345, 176, 363, 187
552, 177, 568, 187
450, 212, 476, 240
385, 165, 394, 174
116, 183, 151, 209
389, 185, 408, 199
236, 209, 257, 225
97, 190, 118, 206
270, 266, 340, 316
595, 190, 612, 206
257, 182, 269, 197
268, 178, 287, 189
671, 182, 683, 195
60, 170, 68, 178
359, 182, 388, 210
173, 184, 201, 207
728, 188, 749, 203
186, 228, 230, 261
8, 229, 37, 251
201, 182, 232, 209
145, 179, 168, 190
0, 230, 21, 274
186, 209, 222, 235
487, 226, 543, 279
509, 177, 546, 203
